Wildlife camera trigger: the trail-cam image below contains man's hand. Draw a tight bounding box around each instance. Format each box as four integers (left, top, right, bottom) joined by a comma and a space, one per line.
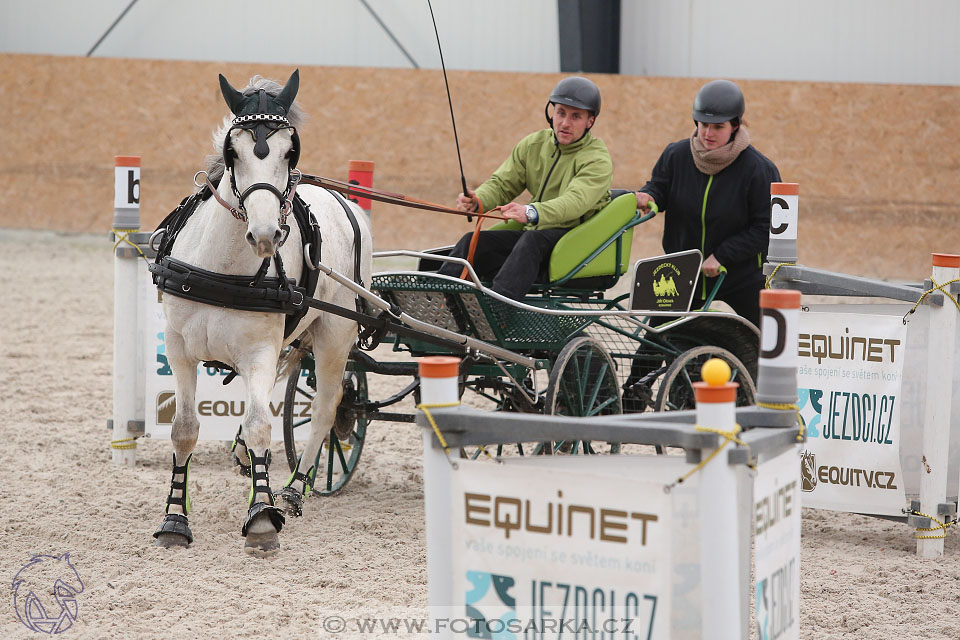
634, 191, 655, 211
456, 189, 479, 213
702, 254, 723, 277
500, 203, 528, 224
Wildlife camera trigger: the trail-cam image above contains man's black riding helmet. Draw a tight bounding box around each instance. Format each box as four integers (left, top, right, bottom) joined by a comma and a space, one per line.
545, 76, 601, 127
692, 79, 745, 124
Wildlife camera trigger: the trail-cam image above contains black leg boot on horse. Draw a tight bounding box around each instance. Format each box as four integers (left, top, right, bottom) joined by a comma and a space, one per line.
231, 425, 271, 477
241, 449, 286, 556
154, 453, 195, 548
276, 455, 317, 518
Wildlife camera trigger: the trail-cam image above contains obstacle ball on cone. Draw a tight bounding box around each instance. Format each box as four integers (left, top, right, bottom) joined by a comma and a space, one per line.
701, 358, 731, 386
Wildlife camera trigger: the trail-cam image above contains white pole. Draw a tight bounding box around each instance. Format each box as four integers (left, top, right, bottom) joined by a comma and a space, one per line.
768, 183, 799, 264
757, 289, 802, 406
418, 356, 460, 639
918, 253, 960, 557
112, 155, 141, 467
695, 373, 742, 638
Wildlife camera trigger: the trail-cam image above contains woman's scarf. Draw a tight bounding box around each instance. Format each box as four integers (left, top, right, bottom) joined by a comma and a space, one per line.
689, 125, 751, 175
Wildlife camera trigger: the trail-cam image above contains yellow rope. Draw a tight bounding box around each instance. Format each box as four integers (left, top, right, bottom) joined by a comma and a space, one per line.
758, 401, 806, 442
911, 510, 957, 539
110, 437, 138, 450
765, 262, 795, 289
112, 228, 152, 267
670, 423, 749, 487
902, 277, 960, 323
417, 402, 460, 461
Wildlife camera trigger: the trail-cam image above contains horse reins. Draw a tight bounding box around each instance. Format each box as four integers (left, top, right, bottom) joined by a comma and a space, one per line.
296, 174, 505, 222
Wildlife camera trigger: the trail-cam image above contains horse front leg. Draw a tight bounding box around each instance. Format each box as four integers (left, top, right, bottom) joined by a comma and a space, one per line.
238, 356, 286, 556
154, 332, 200, 548
277, 345, 346, 518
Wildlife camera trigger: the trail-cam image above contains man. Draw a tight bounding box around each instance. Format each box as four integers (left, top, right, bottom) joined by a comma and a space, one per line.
437, 76, 613, 300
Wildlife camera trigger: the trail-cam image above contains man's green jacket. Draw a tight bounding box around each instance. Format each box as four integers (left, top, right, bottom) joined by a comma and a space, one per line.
475, 129, 612, 230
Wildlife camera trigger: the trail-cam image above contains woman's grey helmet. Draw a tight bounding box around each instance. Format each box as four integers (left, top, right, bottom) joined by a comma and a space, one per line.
692, 79, 745, 124
545, 76, 601, 127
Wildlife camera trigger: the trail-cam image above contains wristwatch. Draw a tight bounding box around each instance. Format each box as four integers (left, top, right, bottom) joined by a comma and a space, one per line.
525, 205, 539, 225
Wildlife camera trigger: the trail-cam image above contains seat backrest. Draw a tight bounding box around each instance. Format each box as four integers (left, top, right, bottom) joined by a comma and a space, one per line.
547, 191, 638, 283
484, 192, 639, 290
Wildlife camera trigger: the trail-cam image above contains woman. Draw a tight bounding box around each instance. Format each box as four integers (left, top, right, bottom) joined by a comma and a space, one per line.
635, 79, 780, 327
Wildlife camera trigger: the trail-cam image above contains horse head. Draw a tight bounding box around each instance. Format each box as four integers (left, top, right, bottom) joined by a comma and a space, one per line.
218, 70, 302, 258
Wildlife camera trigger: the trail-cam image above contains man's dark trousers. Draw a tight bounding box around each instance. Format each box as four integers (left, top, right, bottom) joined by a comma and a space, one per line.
437, 228, 569, 300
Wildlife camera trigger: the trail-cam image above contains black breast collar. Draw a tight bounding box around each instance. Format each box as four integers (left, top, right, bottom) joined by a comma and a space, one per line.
149, 184, 363, 340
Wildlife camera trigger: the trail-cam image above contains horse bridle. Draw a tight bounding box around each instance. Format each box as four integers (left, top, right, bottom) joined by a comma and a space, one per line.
215, 92, 302, 229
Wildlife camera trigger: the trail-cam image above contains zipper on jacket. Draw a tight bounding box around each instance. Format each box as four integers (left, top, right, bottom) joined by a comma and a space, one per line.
535, 145, 562, 203
700, 175, 713, 300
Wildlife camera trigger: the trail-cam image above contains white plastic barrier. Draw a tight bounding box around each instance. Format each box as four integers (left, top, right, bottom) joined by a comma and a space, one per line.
764, 184, 960, 554
419, 315, 803, 640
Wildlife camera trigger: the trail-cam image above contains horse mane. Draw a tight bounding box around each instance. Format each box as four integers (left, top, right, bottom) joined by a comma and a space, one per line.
203, 75, 308, 185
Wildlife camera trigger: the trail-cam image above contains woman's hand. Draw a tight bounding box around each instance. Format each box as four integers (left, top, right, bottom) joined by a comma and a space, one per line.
634, 191, 655, 211
702, 254, 723, 277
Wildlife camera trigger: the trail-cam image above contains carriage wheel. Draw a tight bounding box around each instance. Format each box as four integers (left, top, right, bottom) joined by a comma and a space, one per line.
544, 336, 622, 455
654, 345, 756, 412
282, 355, 368, 496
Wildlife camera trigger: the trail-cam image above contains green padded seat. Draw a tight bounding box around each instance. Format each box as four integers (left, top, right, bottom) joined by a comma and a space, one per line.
488, 192, 639, 288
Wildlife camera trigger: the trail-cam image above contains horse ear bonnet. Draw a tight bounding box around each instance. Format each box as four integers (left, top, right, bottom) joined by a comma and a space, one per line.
219, 70, 301, 171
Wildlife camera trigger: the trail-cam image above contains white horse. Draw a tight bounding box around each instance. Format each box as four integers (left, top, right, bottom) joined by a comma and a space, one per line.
152, 70, 372, 554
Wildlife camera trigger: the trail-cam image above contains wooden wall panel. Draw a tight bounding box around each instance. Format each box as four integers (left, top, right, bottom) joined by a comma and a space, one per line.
4, 54, 958, 280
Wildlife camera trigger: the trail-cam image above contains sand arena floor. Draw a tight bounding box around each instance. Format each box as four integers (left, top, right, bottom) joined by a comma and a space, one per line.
1, 228, 958, 639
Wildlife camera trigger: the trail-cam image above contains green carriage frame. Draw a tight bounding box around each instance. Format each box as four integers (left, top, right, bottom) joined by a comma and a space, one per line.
279, 193, 761, 495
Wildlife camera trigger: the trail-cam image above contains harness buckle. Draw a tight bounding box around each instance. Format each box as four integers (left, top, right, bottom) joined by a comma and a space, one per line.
303, 243, 320, 271
292, 290, 304, 307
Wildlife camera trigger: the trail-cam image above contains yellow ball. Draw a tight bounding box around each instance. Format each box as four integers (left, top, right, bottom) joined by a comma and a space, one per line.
701, 358, 731, 386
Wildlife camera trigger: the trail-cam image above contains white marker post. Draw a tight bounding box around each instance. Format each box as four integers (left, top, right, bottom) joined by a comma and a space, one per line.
112, 156, 141, 466
695, 371, 742, 638
418, 356, 461, 623
918, 253, 960, 557
768, 183, 799, 264
757, 289, 802, 406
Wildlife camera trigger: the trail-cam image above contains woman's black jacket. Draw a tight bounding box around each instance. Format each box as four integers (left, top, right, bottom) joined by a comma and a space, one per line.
639, 138, 781, 299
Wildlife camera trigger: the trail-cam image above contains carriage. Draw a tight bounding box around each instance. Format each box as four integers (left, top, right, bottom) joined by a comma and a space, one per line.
278, 189, 761, 495
149, 69, 760, 553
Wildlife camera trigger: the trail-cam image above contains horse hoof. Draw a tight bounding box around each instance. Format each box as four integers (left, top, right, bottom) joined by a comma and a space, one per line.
153, 513, 193, 547
243, 532, 280, 556
154, 532, 191, 548
276, 487, 304, 518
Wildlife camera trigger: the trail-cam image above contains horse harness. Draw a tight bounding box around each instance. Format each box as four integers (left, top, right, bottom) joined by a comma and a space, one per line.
149, 178, 365, 342
150, 91, 457, 367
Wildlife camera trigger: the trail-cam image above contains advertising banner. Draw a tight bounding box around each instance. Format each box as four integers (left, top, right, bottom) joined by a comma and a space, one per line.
796, 311, 907, 515
140, 264, 297, 441
754, 447, 801, 640
447, 458, 673, 639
